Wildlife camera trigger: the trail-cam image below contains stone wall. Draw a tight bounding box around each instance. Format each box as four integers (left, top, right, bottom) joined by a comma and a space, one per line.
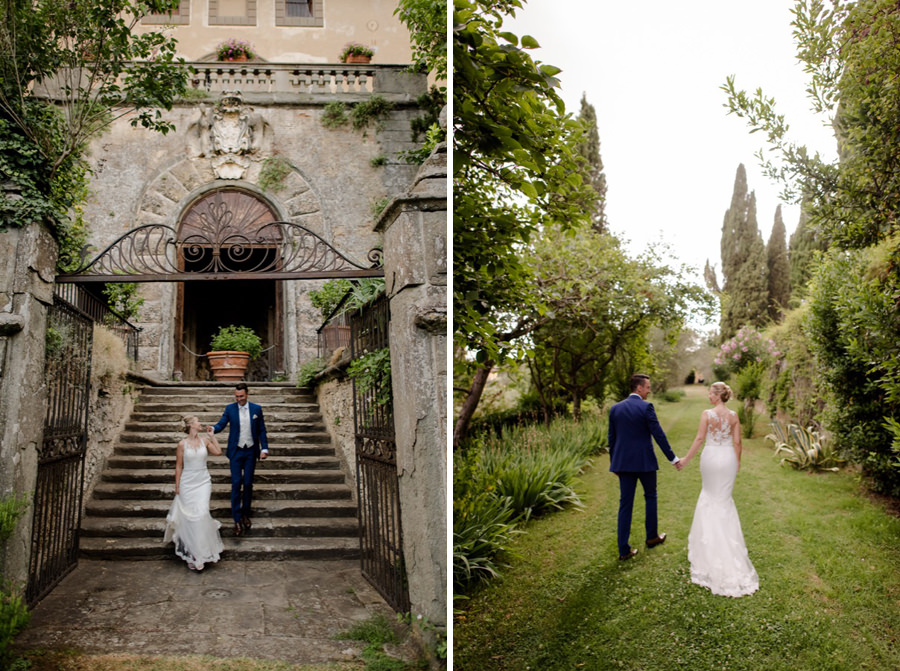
315, 372, 356, 500
81, 325, 139, 507
375, 124, 447, 636
0, 220, 57, 588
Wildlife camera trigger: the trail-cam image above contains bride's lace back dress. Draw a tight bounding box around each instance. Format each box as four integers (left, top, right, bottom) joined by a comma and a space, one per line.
163, 437, 223, 569
687, 409, 759, 597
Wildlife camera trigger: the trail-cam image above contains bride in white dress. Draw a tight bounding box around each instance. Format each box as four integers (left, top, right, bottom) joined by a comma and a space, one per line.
164, 416, 224, 571
680, 382, 758, 597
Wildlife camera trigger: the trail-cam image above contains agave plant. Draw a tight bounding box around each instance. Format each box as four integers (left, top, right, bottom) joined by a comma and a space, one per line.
766, 421, 844, 472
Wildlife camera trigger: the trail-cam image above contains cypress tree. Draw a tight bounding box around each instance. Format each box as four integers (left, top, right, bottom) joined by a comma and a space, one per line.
766, 205, 791, 321
720, 165, 769, 336
575, 93, 608, 232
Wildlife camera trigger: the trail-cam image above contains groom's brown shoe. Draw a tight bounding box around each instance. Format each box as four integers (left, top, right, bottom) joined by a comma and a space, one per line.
619, 548, 638, 561
646, 533, 667, 548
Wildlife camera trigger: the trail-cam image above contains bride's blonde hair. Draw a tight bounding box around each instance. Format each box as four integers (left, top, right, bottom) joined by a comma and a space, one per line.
181, 415, 199, 434
710, 382, 732, 402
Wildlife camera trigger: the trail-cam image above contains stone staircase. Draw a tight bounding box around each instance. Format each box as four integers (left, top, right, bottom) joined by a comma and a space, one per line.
79, 383, 360, 560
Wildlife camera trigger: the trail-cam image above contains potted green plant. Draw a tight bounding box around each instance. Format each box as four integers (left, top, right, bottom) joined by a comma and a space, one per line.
339, 42, 374, 64
216, 39, 256, 62
207, 325, 263, 381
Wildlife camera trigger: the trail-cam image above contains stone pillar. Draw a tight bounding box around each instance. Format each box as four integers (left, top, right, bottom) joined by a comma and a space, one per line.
375, 129, 447, 637
0, 214, 57, 588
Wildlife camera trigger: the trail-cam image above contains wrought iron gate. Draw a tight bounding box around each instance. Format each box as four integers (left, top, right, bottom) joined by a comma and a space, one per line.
350, 294, 409, 612
27, 295, 93, 605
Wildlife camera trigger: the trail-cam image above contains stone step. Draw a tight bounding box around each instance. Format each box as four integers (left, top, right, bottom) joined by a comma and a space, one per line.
112, 443, 337, 457
80, 382, 358, 562
120, 430, 333, 444
134, 399, 319, 418
79, 536, 360, 561
138, 384, 310, 392
81, 516, 360, 538
125, 413, 325, 428
105, 455, 341, 471
100, 468, 347, 485
128, 411, 324, 423
84, 499, 358, 519
91, 482, 354, 501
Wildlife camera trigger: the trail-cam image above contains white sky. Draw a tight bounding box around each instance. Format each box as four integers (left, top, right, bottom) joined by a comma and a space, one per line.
505, 0, 838, 283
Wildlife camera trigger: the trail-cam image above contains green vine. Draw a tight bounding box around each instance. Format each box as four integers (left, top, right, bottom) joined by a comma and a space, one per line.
309, 278, 386, 318
258, 155, 293, 192
348, 347, 392, 408
320, 96, 393, 135
350, 95, 393, 131
321, 101, 349, 128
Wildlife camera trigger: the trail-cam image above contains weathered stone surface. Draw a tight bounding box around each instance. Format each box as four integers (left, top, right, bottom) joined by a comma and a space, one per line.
316, 376, 356, 499
0, 222, 57, 588
376, 140, 447, 631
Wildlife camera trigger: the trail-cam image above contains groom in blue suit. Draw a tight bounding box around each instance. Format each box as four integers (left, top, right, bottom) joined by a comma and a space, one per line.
608, 374, 681, 560
212, 383, 269, 537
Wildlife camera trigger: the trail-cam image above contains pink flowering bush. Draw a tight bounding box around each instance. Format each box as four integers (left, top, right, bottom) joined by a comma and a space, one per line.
713, 325, 780, 380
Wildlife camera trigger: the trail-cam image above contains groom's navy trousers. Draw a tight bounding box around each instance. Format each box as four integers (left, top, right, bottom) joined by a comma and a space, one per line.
608, 394, 677, 556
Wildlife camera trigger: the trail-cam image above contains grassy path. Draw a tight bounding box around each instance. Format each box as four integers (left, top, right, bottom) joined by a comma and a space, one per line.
453, 387, 900, 670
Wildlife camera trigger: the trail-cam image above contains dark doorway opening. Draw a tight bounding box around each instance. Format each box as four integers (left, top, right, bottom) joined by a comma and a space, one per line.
176, 276, 283, 381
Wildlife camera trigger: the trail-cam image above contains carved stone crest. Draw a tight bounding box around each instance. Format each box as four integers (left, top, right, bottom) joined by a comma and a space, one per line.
188, 91, 270, 179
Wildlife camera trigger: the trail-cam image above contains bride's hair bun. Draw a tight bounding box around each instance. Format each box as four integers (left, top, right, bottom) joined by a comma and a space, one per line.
181, 415, 198, 433
711, 382, 732, 402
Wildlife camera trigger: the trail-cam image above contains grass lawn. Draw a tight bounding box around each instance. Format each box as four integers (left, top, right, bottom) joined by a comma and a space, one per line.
453, 386, 900, 670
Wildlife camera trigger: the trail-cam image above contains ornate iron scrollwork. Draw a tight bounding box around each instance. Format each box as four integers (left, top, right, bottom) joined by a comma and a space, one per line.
57, 195, 383, 282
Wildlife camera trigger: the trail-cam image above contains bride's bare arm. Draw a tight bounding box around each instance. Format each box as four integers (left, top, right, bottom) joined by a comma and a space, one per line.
732, 414, 743, 470
205, 426, 223, 456
175, 440, 184, 495
680, 412, 709, 467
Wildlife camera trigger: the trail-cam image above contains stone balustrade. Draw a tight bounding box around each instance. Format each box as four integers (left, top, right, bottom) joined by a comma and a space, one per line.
33, 62, 421, 102
189, 61, 379, 95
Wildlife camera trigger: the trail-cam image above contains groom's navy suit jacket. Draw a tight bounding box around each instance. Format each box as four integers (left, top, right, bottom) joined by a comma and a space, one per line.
608, 394, 676, 473
213, 402, 269, 460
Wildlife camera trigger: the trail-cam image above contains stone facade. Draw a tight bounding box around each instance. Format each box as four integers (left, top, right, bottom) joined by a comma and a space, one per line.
76, 70, 425, 382
0, 220, 57, 587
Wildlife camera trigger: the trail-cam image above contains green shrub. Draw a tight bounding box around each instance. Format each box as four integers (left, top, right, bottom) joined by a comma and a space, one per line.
766, 421, 845, 472
453, 448, 519, 590
296, 358, 326, 388
764, 304, 823, 427
657, 389, 685, 403
453, 415, 606, 592
1, 494, 31, 667
734, 361, 766, 438
807, 244, 900, 495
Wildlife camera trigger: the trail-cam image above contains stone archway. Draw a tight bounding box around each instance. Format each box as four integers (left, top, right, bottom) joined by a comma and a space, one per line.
173, 188, 285, 380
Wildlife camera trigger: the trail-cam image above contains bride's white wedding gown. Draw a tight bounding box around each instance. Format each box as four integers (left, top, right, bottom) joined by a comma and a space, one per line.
688, 409, 759, 597
164, 438, 223, 569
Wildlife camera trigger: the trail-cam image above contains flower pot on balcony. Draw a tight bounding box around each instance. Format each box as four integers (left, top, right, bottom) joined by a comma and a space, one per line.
207, 351, 251, 382
344, 54, 371, 64
224, 54, 249, 62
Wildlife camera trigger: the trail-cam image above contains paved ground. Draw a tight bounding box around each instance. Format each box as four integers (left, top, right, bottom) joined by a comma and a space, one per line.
15, 558, 399, 665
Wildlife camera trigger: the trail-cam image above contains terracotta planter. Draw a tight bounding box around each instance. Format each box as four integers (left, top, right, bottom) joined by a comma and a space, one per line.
207, 351, 251, 382
344, 54, 371, 64
221, 54, 249, 62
